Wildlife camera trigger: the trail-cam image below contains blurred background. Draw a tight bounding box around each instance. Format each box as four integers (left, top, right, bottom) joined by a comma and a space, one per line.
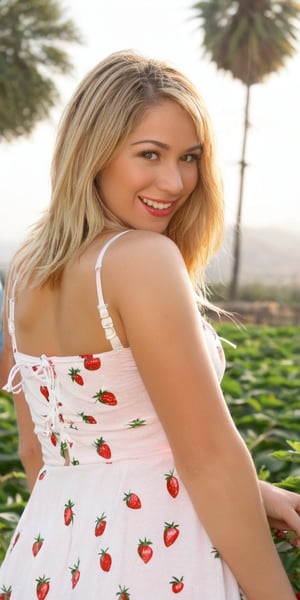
0, 0, 299, 321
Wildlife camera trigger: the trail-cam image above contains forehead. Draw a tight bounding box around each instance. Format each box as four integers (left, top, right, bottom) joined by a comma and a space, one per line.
128, 100, 199, 143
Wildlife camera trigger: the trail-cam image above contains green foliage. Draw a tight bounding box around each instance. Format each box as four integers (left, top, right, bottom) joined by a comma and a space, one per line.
0, 324, 300, 589
192, 0, 300, 84
216, 323, 300, 592
0, 0, 82, 140
0, 390, 29, 560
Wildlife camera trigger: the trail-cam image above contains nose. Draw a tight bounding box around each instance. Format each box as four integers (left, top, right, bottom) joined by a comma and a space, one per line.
156, 161, 184, 196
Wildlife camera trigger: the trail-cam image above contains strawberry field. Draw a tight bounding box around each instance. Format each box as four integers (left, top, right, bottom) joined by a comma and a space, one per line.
0, 324, 300, 591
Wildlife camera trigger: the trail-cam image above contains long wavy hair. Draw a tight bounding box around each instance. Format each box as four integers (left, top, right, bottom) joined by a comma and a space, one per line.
12, 49, 224, 296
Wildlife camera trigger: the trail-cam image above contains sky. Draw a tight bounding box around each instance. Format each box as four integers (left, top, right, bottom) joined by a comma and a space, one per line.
0, 0, 300, 261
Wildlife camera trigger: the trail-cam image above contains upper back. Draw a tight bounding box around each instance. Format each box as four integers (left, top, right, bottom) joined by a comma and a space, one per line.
12, 231, 131, 358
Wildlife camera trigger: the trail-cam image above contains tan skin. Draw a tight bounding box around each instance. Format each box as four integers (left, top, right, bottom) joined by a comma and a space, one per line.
0, 100, 299, 598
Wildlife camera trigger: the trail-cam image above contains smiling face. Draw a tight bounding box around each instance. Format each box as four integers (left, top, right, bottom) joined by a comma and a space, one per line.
96, 100, 201, 233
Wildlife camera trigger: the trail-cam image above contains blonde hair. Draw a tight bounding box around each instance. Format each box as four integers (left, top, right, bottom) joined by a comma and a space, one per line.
12, 49, 224, 293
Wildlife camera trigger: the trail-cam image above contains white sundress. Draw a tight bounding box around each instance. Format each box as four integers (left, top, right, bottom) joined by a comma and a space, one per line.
0, 231, 245, 599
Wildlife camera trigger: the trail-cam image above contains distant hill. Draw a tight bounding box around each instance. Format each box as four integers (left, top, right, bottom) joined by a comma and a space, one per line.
1, 227, 299, 286
208, 227, 300, 286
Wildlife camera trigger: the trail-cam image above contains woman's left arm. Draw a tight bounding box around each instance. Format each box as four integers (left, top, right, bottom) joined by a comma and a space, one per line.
260, 480, 300, 545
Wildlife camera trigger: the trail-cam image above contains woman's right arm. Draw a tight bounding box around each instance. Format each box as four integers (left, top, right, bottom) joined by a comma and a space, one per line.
111, 231, 295, 600
0, 278, 43, 491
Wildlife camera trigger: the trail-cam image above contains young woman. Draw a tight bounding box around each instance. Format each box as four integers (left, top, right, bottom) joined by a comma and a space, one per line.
0, 50, 299, 599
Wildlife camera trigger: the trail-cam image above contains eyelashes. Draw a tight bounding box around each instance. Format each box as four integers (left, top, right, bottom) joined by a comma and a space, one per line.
138, 150, 201, 163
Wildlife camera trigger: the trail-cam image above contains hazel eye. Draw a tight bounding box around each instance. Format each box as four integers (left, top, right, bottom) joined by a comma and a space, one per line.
140, 151, 159, 160
181, 153, 201, 163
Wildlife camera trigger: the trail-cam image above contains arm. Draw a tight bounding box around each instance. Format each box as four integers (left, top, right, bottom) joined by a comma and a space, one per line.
0, 279, 43, 492
112, 231, 295, 600
260, 480, 300, 544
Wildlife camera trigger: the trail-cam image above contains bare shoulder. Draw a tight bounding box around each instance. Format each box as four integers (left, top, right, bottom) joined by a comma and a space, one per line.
106, 230, 195, 323
108, 230, 186, 283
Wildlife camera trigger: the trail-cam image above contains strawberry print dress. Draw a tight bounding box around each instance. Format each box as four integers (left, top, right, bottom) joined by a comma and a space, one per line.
0, 232, 246, 599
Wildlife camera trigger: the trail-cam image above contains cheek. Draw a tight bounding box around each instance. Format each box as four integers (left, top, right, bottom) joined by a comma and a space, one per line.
185, 167, 199, 193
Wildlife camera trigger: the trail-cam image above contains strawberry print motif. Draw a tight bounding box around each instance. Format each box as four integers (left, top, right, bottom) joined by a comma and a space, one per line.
165, 469, 179, 498
40, 386, 49, 401
99, 548, 112, 572
69, 559, 80, 589
68, 368, 84, 386
80, 354, 101, 370
50, 432, 58, 447
32, 534, 44, 557
0, 585, 12, 600
95, 513, 107, 537
38, 469, 47, 480
10, 531, 20, 551
36, 576, 50, 600
126, 418, 146, 428
93, 389, 117, 406
170, 576, 184, 594
79, 412, 97, 424
60, 441, 73, 458
164, 522, 180, 547
211, 546, 221, 558
64, 500, 75, 526
116, 586, 130, 599
137, 538, 153, 563
94, 437, 111, 459
123, 491, 142, 509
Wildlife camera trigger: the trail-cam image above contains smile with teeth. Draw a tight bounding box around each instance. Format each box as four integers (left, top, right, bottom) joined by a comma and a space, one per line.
139, 197, 173, 210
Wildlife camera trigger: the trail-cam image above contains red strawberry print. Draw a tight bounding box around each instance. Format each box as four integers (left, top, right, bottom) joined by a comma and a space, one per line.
99, 548, 112, 572
95, 513, 107, 537
0, 585, 12, 600
36, 576, 50, 600
170, 576, 184, 594
38, 469, 47, 480
123, 491, 142, 509
116, 586, 130, 599
68, 368, 84, 386
80, 354, 101, 370
137, 538, 153, 563
93, 389, 117, 406
164, 522, 180, 547
79, 412, 97, 424
50, 432, 58, 447
165, 469, 179, 498
32, 534, 44, 557
69, 559, 80, 589
94, 437, 111, 459
10, 531, 20, 551
64, 500, 75, 526
40, 386, 49, 401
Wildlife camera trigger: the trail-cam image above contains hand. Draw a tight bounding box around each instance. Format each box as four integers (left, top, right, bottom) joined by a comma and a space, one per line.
259, 480, 300, 547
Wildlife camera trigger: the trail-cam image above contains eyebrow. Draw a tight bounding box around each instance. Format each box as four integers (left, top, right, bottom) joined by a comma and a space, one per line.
131, 139, 203, 152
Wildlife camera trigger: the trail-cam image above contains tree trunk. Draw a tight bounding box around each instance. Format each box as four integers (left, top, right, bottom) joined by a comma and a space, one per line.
228, 82, 251, 301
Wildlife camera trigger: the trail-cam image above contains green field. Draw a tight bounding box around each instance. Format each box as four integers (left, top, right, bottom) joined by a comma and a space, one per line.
1, 324, 300, 590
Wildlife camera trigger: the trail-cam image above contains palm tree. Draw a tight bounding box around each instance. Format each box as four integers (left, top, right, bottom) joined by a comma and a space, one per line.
192, 0, 300, 300
0, 0, 82, 141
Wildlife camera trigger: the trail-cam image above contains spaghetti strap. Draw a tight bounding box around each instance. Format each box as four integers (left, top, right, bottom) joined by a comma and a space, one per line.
95, 230, 130, 350
7, 277, 18, 354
